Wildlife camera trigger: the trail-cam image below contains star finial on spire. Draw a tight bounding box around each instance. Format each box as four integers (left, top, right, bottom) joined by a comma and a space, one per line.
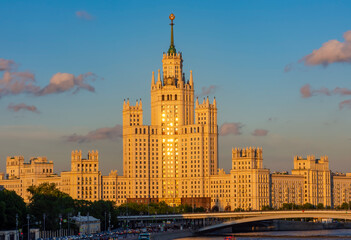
168, 13, 176, 54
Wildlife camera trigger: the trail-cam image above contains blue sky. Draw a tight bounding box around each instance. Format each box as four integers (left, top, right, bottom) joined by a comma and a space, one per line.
1, 0, 351, 175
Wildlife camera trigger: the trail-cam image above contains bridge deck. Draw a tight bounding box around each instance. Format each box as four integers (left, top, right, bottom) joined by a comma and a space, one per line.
197, 210, 351, 233
117, 210, 351, 221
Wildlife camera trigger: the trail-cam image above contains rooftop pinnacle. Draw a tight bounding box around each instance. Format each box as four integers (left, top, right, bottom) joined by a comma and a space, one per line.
168, 13, 177, 55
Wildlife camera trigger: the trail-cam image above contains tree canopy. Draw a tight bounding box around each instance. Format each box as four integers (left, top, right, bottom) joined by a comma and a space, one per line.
0, 189, 26, 230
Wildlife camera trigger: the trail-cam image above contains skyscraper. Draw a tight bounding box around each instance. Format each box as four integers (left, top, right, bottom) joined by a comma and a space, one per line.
122, 13, 217, 207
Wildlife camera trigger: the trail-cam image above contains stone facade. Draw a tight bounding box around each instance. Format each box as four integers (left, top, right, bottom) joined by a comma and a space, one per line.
291, 155, 332, 207
271, 173, 304, 209
1, 15, 351, 211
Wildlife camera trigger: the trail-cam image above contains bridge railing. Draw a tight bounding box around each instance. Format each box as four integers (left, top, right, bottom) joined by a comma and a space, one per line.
117, 210, 351, 221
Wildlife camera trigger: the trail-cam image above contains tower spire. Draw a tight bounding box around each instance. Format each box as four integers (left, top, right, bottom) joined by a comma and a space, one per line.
168, 13, 176, 55
151, 71, 155, 85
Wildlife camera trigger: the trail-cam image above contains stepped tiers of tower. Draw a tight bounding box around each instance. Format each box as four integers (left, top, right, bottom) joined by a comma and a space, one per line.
0, 14, 350, 210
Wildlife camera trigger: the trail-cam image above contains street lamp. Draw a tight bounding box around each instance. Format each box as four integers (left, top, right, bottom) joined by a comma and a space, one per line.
16, 214, 18, 240
108, 212, 111, 232
43, 213, 46, 232
104, 212, 107, 232
59, 214, 62, 236
27, 214, 30, 240
67, 212, 71, 236
87, 212, 90, 235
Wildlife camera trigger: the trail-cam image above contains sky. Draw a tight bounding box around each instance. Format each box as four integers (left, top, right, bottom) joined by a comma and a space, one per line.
1, 0, 351, 175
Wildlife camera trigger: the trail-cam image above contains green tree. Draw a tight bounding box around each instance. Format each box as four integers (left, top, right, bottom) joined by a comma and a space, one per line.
302, 203, 315, 209
261, 205, 273, 211
178, 204, 193, 213
233, 208, 244, 212
88, 200, 118, 231
316, 203, 324, 209
339, 202, 349, 210
0, 189, 27, 230
27, 183, 75, 230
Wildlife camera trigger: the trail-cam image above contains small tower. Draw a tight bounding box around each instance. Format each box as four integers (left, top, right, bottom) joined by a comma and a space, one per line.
123, 98, 143, 128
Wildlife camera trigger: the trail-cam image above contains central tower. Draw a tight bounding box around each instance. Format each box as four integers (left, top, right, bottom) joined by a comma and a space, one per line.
151, 13, 194, 127
123, 14, 218, 207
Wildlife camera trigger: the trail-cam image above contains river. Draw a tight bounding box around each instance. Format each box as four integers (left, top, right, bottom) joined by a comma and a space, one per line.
176, 229, 351, 239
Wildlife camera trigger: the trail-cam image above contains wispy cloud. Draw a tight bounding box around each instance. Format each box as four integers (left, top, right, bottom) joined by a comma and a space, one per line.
334, 87, 351, 96
0, 58, 99, 98
301, 31, 351, 67
339, 99, 351, 110
284, 63, 293, 73
37, 72, 98, 96
64, 125, 123, 143
76, 10, 94, 20
0, 58, 16, 71
252, 129, 268, 136
300, 84, 351, 98
0, 60, 40, 98
285, 31, 351, 71
300, 84, 312, 98
8, 103, 40, 114
198, 85, 217, 97
219, 122, 243, 136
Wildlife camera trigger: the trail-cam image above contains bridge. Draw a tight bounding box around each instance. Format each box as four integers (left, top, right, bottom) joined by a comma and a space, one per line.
117, 210, 351, 233
197, 210, 351, 233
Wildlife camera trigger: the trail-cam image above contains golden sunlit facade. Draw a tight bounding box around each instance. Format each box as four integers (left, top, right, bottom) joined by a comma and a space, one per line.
291, 155, 332, 207
333, 173, 351, 207
1, 14, 351, 211
271, 173, 304, 209
0, 156, 60, 202
122, 14, 217, 206
62, 150, 102, 201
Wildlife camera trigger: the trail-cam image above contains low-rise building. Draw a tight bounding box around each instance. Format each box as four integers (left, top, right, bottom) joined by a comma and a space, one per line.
71, 215, 101, 234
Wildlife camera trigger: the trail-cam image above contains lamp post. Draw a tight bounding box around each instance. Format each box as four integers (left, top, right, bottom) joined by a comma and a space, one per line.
59, 214, 62, 236
126, 204, 129, 228
67, 212, 71, 236
43, 213, 46, 232
16, 214, 18, 240
108, 212, 111, 232
104, 212, 107, 232
27, 214, 30, 240
87, 212, 90, 235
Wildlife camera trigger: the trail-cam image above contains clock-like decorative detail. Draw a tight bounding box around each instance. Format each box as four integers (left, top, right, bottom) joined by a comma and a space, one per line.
165, 77, 175, 86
